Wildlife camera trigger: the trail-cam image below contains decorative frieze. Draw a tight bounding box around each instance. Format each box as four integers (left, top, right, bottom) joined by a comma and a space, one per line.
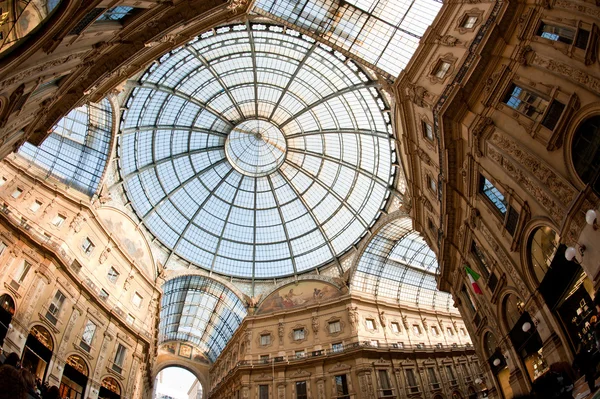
531, 53, 600, 96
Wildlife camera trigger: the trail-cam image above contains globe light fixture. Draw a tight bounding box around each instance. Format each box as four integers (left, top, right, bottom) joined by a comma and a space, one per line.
522, 321, 532, 332
565, 246, 578, 261
586, 209, 598, 230
493, 358, 501, 366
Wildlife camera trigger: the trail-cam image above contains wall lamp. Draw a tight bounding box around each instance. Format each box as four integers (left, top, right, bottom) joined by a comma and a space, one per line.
565, 244, 586, 262
586, 209, 598, 230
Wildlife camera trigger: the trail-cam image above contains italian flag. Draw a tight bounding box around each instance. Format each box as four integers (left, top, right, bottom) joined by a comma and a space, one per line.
465, 266, 483, 295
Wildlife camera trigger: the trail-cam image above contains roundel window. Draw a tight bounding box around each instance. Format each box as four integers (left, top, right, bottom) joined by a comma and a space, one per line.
572, 116, 600, 187
528, 226, 559, 284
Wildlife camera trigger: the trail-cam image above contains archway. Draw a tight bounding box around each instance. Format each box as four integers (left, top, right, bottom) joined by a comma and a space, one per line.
21, 325, 53, 382
0, 293, 15, 346
155, 366, 203, 399
99, 376, 122, 399
59, 354, 89, 399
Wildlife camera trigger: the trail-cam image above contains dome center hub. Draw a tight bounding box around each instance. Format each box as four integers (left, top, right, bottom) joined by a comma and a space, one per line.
225, 120, 287, 177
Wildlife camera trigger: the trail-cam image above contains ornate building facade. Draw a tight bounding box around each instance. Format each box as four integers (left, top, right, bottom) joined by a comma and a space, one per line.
0, 0, 597, 398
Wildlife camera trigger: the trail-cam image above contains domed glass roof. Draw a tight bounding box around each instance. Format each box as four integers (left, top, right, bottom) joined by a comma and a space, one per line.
118, 23, 396, 279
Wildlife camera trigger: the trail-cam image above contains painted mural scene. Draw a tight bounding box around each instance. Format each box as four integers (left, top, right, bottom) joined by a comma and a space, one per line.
0, 0, 599, 398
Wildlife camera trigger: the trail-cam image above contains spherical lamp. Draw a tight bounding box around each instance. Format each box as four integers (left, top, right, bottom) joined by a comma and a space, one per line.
586, 209, 598, 230
522, 321, 532, 332
475, 378, 482, 385
493, 358, 501, 366
565, 246, 577, 261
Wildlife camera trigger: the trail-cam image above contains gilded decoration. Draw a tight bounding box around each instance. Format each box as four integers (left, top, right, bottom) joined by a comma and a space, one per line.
102, 377, 121, 394
66, 354, 89, 376
30, 325, 53, 350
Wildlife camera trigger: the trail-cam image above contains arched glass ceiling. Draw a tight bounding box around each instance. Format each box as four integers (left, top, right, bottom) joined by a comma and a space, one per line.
19, 99, 113, 196
118, 23, 396, 279
352, 217, 456, 312
159, 275, 247, 362
253, 0, 443, 77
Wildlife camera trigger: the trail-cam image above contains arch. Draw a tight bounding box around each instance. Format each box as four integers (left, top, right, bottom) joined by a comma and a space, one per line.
28, 324, 54, 351
563, 103, 600, 190
65, 354, 89, 376
159, 274, 247, 362
501, 292, 524, 333
519, 217, 560, 291
348, 212, 456, 312
452, 391, 463, 399
0, 293, 16, 314
100, 376, 122, 395
570, 115, 600, 191
482, 331, 497, 359
526, 224, 560, 285
153, 361, 208, 399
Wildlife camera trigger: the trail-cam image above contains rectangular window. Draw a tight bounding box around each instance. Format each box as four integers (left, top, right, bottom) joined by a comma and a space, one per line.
391, 322, 400, 333
52, 214, 66, 227
479, 176, 507, 215
0, 241, 6, 256
446, 327, 454, 336
431, 326, 439, 336
132, 292, 143, 307
428, 175, 437, 193
335, 375, 349, 398
113, 344, 126, 373
11, 188, 23, 198
541, 100, 566, 130
370, 340, 379, 347
461, 363, 471, 380
46, 290, 66, 325
461, 328, 467, 336
80, 320, 97, 352
505, 205, 520, 236
461, 286, 477, 315
537, 22, 575, 45
99, 289, 109, 301
30, 200, 42, 213
295, 350, 305, 359
428, 367, 439, 388
260, 334, 271, 346
413, 325, 421, 335
471, 241, 490, 279
97, 6, 135, 21
329, 320, 341, 334
405, 369, 418, 392
107, 267, 119, 283
503, 83, 548, 122
293, 328, 305, 340
422, 121, 434, 141
260, 355, 269, 363
296, 381, 307, 399
366, 319, 375, 330
462, 15, 478, 29
0, 177, 6, 186
575, 29, 591, 50
446, 365, 456, 382
126, 314, 135, 325
13, 260, 31, 286
332, 342, 343, 353
378, 369, 393, 396
433, 61, 451, 79
259, 385, 269, 399
82, 237, 95, 255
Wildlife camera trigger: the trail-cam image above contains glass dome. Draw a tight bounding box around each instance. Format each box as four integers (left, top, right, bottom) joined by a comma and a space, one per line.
118, 23, 396, 279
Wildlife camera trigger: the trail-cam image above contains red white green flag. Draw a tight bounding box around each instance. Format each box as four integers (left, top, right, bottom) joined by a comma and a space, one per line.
465, 265, 483, 295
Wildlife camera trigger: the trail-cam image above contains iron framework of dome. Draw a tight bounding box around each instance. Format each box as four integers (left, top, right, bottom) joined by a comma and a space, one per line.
118, 23, 397, 279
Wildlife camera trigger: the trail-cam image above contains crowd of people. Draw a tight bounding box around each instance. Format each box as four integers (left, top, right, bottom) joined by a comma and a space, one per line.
0, 349, 61, 399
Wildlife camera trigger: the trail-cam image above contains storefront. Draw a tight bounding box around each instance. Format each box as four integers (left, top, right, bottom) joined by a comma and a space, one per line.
59, 354, 89, 399
99, 376, 121, 399
0, 294, 15, 347
21, 325, 53, 381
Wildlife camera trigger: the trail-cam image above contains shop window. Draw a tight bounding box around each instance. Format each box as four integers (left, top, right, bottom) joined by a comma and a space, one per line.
52, 214, 66, 227
259, 385, 269, 399
528, 226, 559, 284
260, 334, 271, 346
329, 320, 341, 334
391, 322, 400, 333
366, 319, 376, 330
332, 342, 343, 353
80, 320, 96, 352
107, 267, 119, 284
378, 369, 393, 396
335, 374, 349, 398
30, 200, 42, 213
406, 369, 418, 393
293, 328, 305, 340
112, 344, 126, 374
132, 292, 143, 308
82, 237, 95, 255
572, 116, 600, 192
11, 188, 22, 198
422, 121, 434, 141
46, 290, 66, 325
296, 381, 307, 399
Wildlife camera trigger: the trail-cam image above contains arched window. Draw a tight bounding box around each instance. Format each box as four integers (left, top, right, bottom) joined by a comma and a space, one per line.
483, 332, 497, 358
572, 116, 600, 188
503, 294, 523, 330
528, 226, 559, 283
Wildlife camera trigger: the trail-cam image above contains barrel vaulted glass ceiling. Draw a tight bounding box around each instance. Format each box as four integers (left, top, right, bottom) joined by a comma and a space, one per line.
19, 99, 113, 196
159, 275, 247, 362
352, 217, 456, 313
253, 0, 443, 77
118, 23, 397, 279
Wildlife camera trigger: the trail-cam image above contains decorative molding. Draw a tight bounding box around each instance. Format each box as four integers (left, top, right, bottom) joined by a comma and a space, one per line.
325, 316, 345, 337
530, 53, 600, 96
